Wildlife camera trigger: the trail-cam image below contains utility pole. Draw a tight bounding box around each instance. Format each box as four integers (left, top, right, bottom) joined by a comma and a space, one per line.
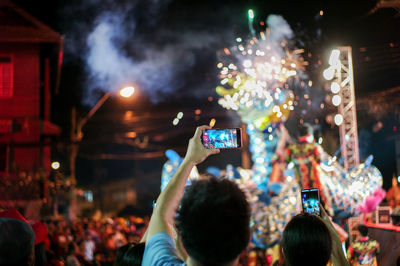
68, 92, 111, 220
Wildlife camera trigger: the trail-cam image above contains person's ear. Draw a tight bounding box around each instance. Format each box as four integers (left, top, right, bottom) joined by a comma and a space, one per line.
279, 244, 285, 265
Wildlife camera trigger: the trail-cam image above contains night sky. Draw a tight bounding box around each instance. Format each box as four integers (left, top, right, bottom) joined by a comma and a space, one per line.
11, 0, 400, 202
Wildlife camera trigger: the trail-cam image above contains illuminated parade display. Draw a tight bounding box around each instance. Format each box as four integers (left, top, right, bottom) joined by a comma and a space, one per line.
162, 14, 384, 248
2, 1, 400, 265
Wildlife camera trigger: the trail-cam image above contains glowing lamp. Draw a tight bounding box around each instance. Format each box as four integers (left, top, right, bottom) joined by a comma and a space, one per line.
248, 9, 254, 20
334, 114, 343, 126
329, 50, 340, 66
51, 161, 60, 170
120, 86, 135, 98
209, 118, 216, 127
323, 67, 335, 80
125, 132, 137, 138
332, 95, 341, 106
330, 82, 340, 93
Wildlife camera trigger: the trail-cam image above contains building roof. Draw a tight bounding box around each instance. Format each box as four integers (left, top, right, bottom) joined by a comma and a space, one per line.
0, 0, 62, 43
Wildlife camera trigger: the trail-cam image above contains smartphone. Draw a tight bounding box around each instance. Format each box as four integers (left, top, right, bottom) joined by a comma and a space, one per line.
301, 188, 321, 216
201, 128, 242, 149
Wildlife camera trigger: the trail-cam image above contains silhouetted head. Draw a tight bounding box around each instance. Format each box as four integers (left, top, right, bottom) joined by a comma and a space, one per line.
0, 218, 35, 266
176, 178, 251, 266
357, 224, 368, 237
282, 213, 332, 266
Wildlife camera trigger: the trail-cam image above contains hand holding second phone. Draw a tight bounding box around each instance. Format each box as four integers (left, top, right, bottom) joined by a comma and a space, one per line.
319, 204, 340, 242
319, 204, 350, 266
183, 125, 220, 165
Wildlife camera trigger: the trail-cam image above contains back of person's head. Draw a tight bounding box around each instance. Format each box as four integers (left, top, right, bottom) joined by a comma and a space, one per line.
0, 218, 35, 266
114, 242, 145, 266
282, 214, 332, 266
357, 224, 368, 237
175, 177, 251, 266
297, 123, 314, 137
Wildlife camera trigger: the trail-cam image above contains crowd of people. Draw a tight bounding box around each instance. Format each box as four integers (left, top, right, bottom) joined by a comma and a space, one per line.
0, 126, 384, 265
0, 209, 149, 266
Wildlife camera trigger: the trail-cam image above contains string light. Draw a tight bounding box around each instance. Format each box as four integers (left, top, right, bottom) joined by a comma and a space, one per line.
332, 95, 341, 106
330, 82, 340, 93
334, 114, 343, 125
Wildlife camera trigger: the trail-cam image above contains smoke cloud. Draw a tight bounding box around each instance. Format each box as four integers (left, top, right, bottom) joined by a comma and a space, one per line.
266, 15, 294, 43
62, 0, 236, 104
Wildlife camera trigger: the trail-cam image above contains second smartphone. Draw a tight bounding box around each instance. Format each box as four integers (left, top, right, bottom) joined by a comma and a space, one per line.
301, 188, 321, 216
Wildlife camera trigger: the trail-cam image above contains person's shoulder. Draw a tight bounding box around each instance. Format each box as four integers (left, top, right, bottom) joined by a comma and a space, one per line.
142, 233, 185, 266
147, 232, 175, 246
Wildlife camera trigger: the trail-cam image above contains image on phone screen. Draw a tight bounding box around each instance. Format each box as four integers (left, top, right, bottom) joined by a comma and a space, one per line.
201, 128, 241, 149
301, 188, 320, 216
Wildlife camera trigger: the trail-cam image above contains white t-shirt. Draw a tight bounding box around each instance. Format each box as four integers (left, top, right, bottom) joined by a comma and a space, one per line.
84, 240, 95, 261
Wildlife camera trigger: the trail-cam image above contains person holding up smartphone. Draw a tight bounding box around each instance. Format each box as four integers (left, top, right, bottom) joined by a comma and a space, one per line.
141, 126, 251, 266
281, 204, 349, 266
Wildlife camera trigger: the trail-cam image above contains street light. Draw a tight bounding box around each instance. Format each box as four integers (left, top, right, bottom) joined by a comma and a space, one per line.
120, 86, 135, 98
51, 161, 60, 170
68, 86, 136, 220
76, 86, 136, 141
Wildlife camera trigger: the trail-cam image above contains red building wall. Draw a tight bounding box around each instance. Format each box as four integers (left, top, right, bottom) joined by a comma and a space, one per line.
0, 43, 46, 172
0, 43, 40, 118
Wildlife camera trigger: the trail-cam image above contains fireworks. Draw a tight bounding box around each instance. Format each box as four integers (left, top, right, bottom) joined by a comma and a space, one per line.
160, 15, 383, 249
216, 32, 307, 130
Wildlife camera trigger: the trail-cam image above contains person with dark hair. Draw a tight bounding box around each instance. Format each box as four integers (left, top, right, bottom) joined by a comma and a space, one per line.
114, 242, 145, 266
141, 126, 251, 266
282, 214, 332, 266
347, 224, 379, 266
0, 218, 35, 266
175, 177, 250, 265
281, 206, 348, 266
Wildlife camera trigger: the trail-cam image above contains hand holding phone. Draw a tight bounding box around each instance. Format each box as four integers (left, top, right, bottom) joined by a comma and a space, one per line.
301, 188, 321, 216
201, 128, 242, 149
184, 126, 220, 165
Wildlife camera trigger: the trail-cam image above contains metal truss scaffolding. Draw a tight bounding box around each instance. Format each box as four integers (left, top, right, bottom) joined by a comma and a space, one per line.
335, 46, 360, 170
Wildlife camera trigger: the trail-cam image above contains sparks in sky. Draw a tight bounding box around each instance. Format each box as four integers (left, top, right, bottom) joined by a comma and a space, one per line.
216, 28, 307, 130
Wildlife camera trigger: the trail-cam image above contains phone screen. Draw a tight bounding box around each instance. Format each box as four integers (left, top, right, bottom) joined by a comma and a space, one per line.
301, 188, 320, 216
201, 128, 241, 149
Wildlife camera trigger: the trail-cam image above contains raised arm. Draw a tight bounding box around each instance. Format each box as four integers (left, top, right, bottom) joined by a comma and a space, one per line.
145, 126, 220, 241
320, 205, 349, 266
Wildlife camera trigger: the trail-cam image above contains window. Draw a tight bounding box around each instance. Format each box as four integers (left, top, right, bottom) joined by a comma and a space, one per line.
0, 55, 14, 98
